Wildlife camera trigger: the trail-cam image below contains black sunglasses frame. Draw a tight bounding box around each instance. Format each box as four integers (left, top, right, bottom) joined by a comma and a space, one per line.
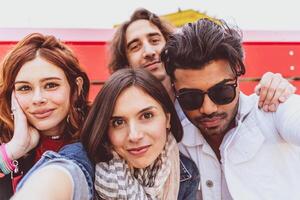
174, 78, 238, 111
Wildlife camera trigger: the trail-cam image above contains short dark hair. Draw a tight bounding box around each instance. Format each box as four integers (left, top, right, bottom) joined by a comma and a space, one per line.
81, 68, 183, 164
108, 8, 174, 73
161, 18, 245, 80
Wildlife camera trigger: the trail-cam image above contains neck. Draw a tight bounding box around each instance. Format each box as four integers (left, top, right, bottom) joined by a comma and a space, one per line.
204, 116, 237, 161
40, 121, 66, 138
204, 133, 225, 161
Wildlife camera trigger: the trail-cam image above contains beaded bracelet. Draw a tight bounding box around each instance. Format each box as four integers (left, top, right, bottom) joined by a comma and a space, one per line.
0, 144, 18, 175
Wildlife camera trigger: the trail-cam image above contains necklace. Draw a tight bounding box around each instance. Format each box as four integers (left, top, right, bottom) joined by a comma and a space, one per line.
48, 135, 62, 140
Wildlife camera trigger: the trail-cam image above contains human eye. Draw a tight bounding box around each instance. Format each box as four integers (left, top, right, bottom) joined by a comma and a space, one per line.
15, 85, 31, 92
128, 42, 140, 52
150, 36, 161, 44
45, 82, 59, 90
141, 111, 154, 120
110, 118, 125, 128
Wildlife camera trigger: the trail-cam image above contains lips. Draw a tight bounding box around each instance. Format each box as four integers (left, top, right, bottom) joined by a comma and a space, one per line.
127, 145, 151, 156
197, 115, 226, 129
142, 61, 161, 71
31, 109, 55, 119
200, 118, 222, 128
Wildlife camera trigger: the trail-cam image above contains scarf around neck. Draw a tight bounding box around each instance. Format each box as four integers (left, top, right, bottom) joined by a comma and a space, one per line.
95, 133, 180, 200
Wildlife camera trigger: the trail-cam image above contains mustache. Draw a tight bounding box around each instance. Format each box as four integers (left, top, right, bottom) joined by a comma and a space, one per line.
194, 112, 227, 123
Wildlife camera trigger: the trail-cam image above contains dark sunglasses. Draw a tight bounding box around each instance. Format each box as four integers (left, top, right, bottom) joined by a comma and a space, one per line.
175, 79, 238, 111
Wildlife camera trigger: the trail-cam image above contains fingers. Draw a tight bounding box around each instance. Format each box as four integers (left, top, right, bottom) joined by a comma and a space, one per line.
257, 72, 277, 109
265, 80, 288, 112
262, 73, 284, 111
256, 72, 296, 112
278, 83, 297, 103
11, 92, 26, 122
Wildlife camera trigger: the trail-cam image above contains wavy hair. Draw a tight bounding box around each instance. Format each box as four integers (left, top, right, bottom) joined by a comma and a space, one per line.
108, 8, 174, 73
0, 33, 90, 142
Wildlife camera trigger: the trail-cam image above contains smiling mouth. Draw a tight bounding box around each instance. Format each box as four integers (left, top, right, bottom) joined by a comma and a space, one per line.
32, 109, 54, 119
127, 145, 151, 156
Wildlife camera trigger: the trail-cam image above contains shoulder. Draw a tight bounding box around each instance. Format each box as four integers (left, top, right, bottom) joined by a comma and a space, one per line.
17, 142, 95, 199
59, 143, 92, 167
58, 142, 94, 182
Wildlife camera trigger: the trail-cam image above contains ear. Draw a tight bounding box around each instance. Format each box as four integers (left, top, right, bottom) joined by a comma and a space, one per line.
166, 113, 171, 130
75, 77, 84, 95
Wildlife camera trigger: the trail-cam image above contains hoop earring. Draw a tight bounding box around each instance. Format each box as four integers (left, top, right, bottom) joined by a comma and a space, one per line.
66, 114, 71, 124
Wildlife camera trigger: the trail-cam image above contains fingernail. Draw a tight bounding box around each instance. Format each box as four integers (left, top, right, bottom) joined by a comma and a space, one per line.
258, 101, 263, 108
279, 96, 286, 102
263, 105, 268, 112
269, 104, 276, 112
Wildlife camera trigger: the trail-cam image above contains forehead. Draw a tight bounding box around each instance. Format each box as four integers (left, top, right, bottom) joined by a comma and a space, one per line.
15, 56, 67, 81
113, 86, 163, 114
126, 19, 164, 43
174, 60, 235, 90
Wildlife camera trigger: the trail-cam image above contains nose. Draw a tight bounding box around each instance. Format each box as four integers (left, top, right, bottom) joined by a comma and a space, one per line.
199, 94, 218, 115
128, 122, 144, 142
142, 43, 156, 60
32, 89, 47, 105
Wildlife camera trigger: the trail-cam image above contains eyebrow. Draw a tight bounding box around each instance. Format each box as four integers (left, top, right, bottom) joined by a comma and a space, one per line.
14, 77, 62, 84
178, 78, 236, 92
111, 106, 157, 119
126, 32, 162, 49
216, 78, 236, 85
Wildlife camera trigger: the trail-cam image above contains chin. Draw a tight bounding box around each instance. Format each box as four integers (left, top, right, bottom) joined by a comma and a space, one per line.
31, 120, 61, 132
130, 158, 155, 169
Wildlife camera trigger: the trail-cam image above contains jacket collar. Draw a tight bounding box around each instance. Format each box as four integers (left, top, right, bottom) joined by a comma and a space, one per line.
225, 93, 266, 164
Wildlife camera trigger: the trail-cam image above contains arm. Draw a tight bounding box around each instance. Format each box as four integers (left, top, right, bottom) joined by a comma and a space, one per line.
12, 166, 73, 200
274, 95, 300, 145
255, 72, 296, 112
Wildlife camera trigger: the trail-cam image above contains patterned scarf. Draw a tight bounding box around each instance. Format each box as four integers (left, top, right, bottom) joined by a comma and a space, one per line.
95, 134, 180, 200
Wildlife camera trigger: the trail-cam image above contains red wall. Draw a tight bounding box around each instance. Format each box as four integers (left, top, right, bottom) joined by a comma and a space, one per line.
240, 42, 300, 94
0, 29, 299, 101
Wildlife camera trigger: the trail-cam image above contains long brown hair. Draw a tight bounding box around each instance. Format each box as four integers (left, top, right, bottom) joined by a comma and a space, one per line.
108, 8, 174, 73
0, 33, 90, 143
81, 68, 183, 164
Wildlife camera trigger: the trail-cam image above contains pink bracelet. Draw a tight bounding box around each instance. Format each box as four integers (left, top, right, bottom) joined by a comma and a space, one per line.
0, 144, 15, 171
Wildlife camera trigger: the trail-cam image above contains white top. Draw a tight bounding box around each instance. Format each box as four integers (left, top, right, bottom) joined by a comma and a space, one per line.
178, 93, 300, 200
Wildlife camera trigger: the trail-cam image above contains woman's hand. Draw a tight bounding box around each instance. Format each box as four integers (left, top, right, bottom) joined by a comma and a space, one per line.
255, 72, 296, 112
6, 92, 40, 160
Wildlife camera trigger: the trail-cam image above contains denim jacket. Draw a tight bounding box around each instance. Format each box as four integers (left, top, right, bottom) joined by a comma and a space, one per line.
178, 152, 200, 200
16, 142, 94, 200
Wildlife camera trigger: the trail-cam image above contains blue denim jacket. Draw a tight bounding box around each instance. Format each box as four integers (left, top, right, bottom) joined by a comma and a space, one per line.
16, 142, 94, 200
178, 152, 200, 200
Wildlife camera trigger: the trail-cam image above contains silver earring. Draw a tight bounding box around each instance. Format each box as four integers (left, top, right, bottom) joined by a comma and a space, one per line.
66, 114, 70, 124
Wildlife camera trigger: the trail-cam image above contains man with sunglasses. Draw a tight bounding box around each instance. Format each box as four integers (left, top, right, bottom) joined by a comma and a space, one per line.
108, 8, 295, 115
161, 18, 300, 200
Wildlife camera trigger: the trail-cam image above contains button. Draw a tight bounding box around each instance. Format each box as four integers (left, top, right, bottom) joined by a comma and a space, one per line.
206, 180, 214, 188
